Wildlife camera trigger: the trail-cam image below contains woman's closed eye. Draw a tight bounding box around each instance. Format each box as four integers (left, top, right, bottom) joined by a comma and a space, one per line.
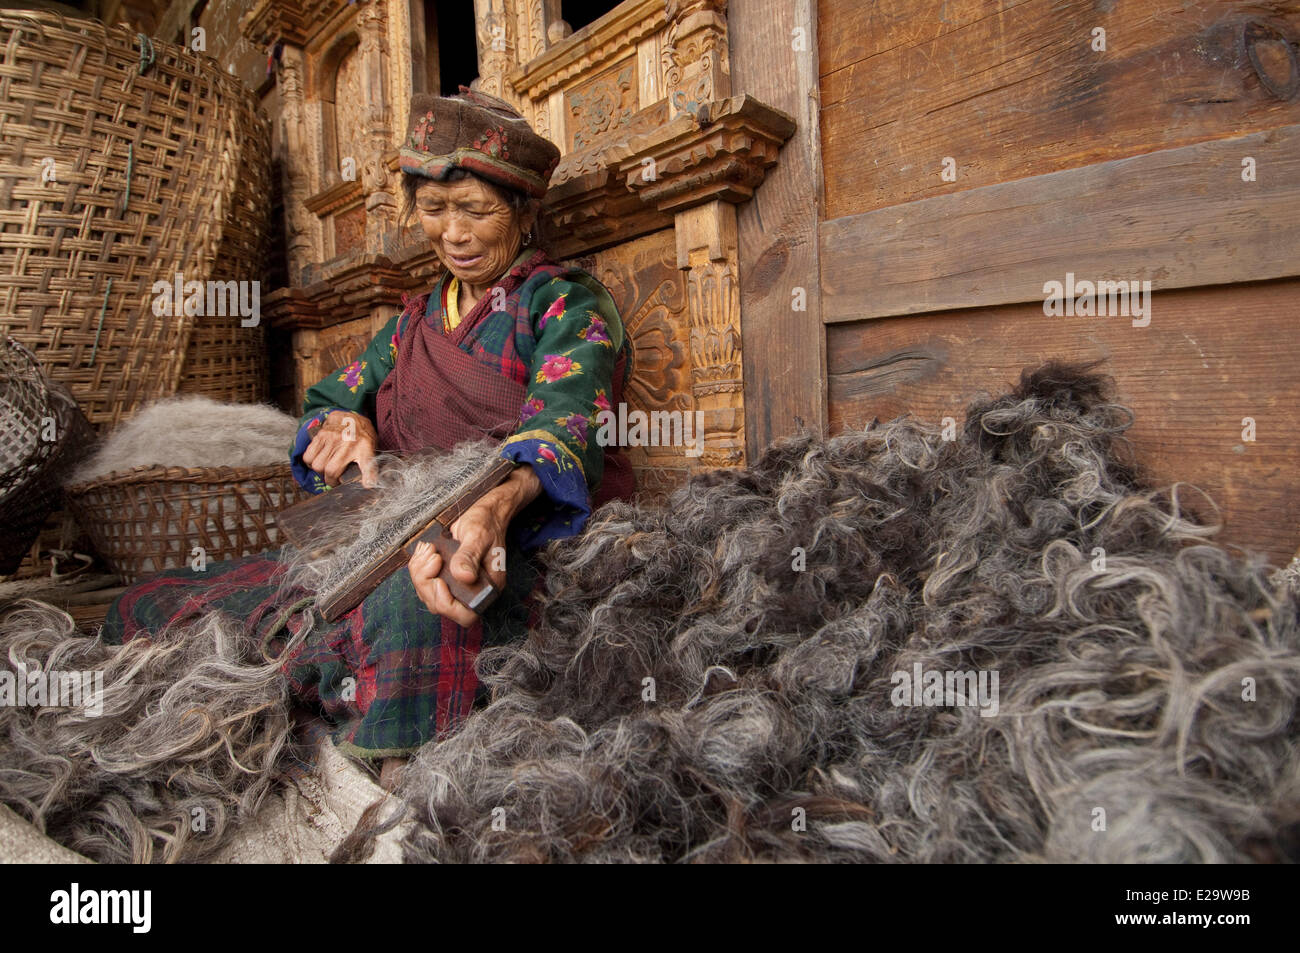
421, 203, 496, 220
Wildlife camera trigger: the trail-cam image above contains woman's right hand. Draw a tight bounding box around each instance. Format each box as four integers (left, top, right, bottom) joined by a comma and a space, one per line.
302, 410, 380, 487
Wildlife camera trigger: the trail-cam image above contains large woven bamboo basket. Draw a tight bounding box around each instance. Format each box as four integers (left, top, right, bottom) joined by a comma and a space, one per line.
0, 11, 272, 429
64, 464, 310, 584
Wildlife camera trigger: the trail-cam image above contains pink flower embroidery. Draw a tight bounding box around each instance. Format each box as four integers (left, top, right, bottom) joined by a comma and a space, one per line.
339, 360, 367, 393
389, 331, 400, 362
537, 354, 580, 384
520, 396, 545, 422
534, 442, 575, 476
593, 390, 611, 413
471, 126, 509, 159
408, 110, 436, 150
538, 294, 567, 331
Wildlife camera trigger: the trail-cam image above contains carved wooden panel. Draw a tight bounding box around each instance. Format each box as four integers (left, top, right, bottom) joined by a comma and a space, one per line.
333, 205, 367, 258
567, 228, 695, 506
566, 55, 639, 152
316, 322, 374, 381
334, 44, 368, 173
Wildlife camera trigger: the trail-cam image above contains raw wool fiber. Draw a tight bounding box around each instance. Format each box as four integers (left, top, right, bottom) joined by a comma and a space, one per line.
0, 599, 311, 863
0, 441, 507, 863
381, 362, 1300, 863
68, 396, 300, 484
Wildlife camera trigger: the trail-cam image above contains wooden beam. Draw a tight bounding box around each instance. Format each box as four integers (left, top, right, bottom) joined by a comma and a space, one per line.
730, 0, 828, 446
821, 124, 1300, 323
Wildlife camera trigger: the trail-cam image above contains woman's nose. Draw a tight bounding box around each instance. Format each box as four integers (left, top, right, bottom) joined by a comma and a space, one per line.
443, 213, 471, 244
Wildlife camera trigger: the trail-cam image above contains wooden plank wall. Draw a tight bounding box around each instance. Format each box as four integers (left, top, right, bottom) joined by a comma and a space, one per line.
820, 125, 1300, 321
819, 0, 1300, 218
815, 0, 1300, 565
828, 279, 1300, 563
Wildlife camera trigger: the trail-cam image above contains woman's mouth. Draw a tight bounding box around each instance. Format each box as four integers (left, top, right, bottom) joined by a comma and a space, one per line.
446, 252, 483, 269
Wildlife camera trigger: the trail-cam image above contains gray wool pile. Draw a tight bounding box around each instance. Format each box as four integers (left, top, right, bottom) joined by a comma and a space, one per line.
373, 362, 1300, 864
67, 396, 300, 484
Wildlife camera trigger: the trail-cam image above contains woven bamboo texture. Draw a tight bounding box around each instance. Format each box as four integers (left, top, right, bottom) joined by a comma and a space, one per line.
64, 463, 309, 584
177, 318, 269, 403
0, 11, 272, 429
0, 336, 95, 575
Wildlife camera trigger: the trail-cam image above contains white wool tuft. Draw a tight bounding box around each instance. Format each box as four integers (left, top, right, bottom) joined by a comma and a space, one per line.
68, 397, 301, 484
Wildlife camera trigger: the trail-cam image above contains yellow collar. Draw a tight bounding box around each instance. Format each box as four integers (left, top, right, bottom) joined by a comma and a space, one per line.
445, 276, 462, 331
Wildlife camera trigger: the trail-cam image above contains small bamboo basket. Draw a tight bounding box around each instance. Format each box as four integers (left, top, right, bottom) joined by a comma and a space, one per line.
64, 464, 310, 584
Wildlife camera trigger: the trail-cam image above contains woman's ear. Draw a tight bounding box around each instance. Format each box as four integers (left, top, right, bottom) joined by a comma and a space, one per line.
520, 200, 540, 237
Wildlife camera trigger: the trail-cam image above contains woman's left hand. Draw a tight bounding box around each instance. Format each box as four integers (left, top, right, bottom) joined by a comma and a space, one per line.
408, 465, 542, 626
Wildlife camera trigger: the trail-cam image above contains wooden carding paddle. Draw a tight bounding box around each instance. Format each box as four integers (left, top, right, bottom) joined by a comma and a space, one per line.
275, 453, 516, 621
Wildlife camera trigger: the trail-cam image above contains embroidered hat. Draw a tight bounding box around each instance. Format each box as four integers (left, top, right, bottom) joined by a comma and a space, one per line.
399, 86, 561, 199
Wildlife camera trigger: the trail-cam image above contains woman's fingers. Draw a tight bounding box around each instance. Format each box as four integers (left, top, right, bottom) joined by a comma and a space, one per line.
447, 505, 508, 589
408, 541, 442, 581
321, 441, 351, 486
430, 577, 477, 626
305, 412, 382, 485
309, 433, 378, 487
408, 542, 444, 615
358, 451, 379, 489
304, 428, 340, 475
409, 542, 477, 625
302, 430, 325, 468
449, 532, 485, 586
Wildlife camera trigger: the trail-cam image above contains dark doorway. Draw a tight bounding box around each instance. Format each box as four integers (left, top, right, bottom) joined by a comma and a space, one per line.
437, 1, 479, 95
561, 1, 620, 34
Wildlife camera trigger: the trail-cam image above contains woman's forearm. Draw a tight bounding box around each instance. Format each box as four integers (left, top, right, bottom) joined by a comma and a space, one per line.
480, 464, 543, 525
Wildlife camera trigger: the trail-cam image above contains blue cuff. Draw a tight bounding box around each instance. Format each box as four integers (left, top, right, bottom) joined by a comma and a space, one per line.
290, 410, 333, 494
500, 438, 593, 550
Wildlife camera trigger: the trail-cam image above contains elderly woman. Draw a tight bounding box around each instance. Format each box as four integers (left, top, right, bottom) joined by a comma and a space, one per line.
103, 89, 634, 778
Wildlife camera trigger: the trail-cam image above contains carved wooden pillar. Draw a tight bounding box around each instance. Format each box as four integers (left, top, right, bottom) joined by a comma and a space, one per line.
278, 46, 320, 285
621, 91, 790, 470
386, 0, 412, 135
677, 201, 743, 467
662, 0, 732, 107
358, 1, 396, 249
473, 0, 522, 107
656, 0, 745, 467
513, 0, 551, 67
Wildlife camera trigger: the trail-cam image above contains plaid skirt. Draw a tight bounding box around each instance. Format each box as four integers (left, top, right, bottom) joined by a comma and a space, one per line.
100, 545, 539, 758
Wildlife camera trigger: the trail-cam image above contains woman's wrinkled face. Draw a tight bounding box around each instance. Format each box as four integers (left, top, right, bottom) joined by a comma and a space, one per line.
415, 177, 531, 289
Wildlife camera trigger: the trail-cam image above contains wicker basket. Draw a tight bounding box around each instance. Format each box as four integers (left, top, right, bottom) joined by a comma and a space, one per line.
177, 319, 270, 403
0, 337, 95, 575
64, 464, 310, 584
0, 11, 272, 430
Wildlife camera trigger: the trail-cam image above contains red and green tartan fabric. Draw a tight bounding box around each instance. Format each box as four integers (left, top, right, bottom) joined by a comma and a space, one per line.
101, 545, 540, 757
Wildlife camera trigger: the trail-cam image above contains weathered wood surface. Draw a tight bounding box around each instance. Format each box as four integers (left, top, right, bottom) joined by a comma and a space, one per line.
730, 0, 828, 446
826, 278, 1300, 565
820, 124, 1300, 322
819, 0, 1300, 219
